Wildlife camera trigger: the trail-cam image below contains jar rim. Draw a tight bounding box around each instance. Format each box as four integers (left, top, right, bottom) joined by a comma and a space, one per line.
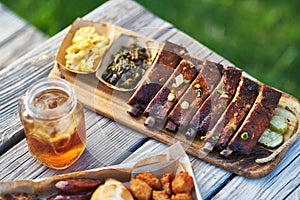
24, 77, 77, 120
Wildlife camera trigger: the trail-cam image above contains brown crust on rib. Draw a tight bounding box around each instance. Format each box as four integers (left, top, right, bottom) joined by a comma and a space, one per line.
127, 64, 175, 109
143, 58, 201, 125
226, 85, 282, 155
186, 67, 242, 136
127, 41, 187, 116
203, 77, 259, 152
166, 60, 223, 132
156, 41, 187, 68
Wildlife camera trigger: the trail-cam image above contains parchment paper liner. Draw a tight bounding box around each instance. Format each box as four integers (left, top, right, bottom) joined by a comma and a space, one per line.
56, 18, 123, 74
0, 142, 202, 200
96, 33, 160, 91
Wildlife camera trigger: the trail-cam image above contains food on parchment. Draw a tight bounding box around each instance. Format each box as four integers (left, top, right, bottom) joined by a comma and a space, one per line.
203, 77, 259, 153
48, 178, 102, 199
221, 86, 282, 156
49, 193, 91, 200
171, 171, 194, 194
166, 59, 224, 132
36, 171, 195, 200
136, 172, 162, 190
143, 58, 200, 128
152, 190, 170, 200
91, 178, 134, 200
101, 45, 152, 90
129, 171, 195, 200
127, 41, 187, 117
171, 193, 193, 200
185, 67, 242, 138
160, 173, 174, 196
130, 178, 153, 200
55, 178, 102, 193
65, 26, 110, 72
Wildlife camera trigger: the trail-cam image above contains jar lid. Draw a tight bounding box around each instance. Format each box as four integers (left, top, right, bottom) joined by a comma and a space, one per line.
24, 78, 77, 120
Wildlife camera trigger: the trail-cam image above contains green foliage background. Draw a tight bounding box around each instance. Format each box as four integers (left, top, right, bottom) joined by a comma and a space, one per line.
1, 0, 299, 99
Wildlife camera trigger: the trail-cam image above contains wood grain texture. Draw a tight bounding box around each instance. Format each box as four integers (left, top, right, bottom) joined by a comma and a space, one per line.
0, 110, 147, 181
0, 0, 299, 199
0, 3, 47, 69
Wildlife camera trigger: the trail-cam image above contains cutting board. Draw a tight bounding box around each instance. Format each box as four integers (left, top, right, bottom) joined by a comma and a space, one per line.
49, 19, 300, 178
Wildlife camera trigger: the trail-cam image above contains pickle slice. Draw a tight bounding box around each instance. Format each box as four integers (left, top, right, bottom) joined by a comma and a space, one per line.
258, 128, 283, 148
269, 115, 288, 134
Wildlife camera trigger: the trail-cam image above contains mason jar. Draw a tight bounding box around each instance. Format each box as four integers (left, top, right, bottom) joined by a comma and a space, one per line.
18, 77, 86, 169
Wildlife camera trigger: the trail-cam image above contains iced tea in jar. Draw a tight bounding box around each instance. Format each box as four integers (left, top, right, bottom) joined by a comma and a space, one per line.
18, 78, 86, 169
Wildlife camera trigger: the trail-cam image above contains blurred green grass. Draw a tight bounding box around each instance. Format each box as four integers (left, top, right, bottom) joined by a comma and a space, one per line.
1, 0, 299, 99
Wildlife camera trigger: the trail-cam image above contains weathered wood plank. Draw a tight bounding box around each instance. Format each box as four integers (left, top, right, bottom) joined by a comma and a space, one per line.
0, 1, 298, 200
0, 3, 25, 43
0, 110, 147, 181
285, 186, 300, 200
212, 136, 300, 200
0, 3, 47, 69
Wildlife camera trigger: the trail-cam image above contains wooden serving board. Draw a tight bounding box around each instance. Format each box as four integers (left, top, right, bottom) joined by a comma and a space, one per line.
49, 21, 300, 178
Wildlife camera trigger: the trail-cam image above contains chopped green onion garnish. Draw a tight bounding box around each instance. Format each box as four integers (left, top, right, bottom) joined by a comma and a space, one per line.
196, 88, 202, 97
230, 123, 237, 131
159, 77, 164, 82
212, 135, 220, 141
241, 132, 249, 140
168, 91, 176, 101
175, 74, 184, 87
217, 89, 225, 95
220, 93, 229, 99
249, 127, 254, 132
183, 79, 189, 83
145, 77, 151, 84
220, 104, 226, 109
181, 101, 190, 110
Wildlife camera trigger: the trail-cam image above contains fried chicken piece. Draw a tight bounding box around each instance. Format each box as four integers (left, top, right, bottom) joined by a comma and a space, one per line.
172, 171, 194, 194
160, 173, 174, 196
136, 172, 162, 190
152, 190, 170, 200
171, 193, 192, 200
130, 178, 152, 200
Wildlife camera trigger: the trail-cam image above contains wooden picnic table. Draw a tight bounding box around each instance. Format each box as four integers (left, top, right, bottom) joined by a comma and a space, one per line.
0, 0, 299, 199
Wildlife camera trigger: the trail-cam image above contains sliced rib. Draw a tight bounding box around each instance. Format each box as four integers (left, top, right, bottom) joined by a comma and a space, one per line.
127, 41, 187, 116
221, 85, 282, 157
185, 67, 242, 138
165, 61, 224, 132
202, 77, 259, 153
143, 57, 202, 127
